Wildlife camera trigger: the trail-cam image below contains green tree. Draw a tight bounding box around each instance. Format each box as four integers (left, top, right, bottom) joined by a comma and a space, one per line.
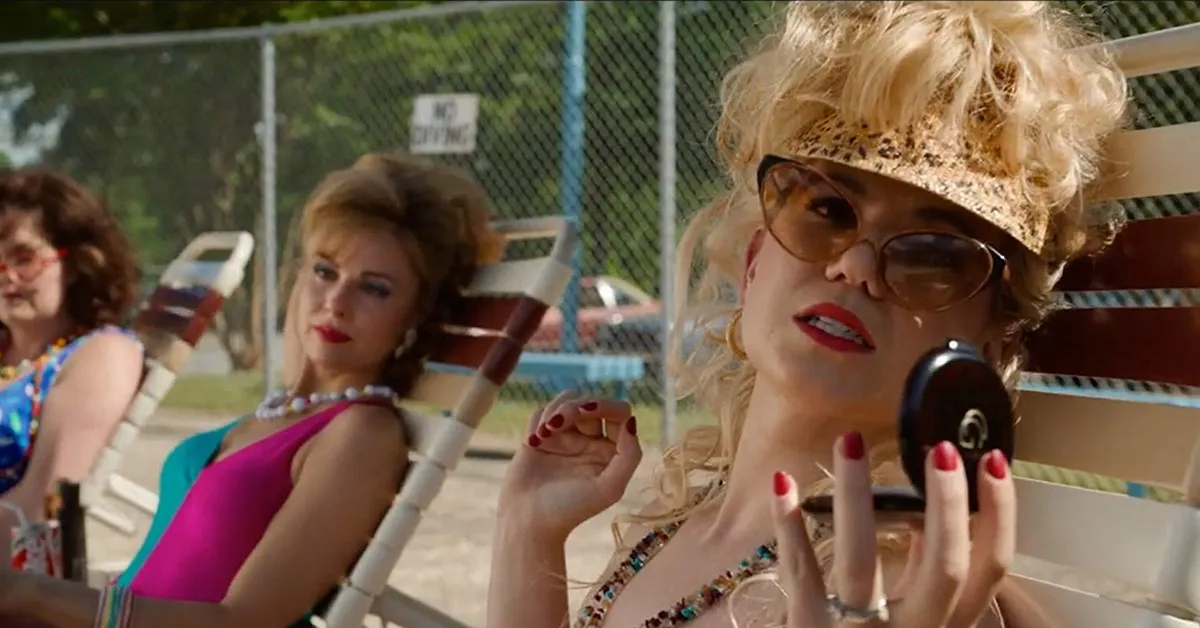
0, 1, 434, 367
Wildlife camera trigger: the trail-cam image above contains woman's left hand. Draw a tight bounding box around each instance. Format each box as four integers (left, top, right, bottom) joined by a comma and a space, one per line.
772, 433, 1015, 628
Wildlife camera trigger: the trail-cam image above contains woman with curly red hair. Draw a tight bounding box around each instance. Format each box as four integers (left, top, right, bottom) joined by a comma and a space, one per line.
0, 167, 144, 567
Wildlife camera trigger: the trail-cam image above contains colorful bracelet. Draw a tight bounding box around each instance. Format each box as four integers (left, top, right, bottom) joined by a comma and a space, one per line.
92, 584, 134, 628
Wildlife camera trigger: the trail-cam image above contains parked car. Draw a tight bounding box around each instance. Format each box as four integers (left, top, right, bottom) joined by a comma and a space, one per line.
528, 275, 661, 352
594, 310, 717, 370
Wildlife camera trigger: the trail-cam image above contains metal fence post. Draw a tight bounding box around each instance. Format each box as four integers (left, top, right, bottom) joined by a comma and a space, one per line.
658, 0, 677, 447
558, 0, 587, 356
260, 34, 280, 393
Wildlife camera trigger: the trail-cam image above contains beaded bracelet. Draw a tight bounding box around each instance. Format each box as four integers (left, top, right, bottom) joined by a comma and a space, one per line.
92, 584, 134, 628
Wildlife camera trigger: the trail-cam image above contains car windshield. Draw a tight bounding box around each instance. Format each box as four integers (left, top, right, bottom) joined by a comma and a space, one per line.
579, 285, 606, 309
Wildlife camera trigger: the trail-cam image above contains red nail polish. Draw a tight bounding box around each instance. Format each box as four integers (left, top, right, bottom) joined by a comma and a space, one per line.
986, 450, 1009, 479
580, 402, 599, 412
527, 433, 541, 448
538, 424, 552, 438
547, 414, 564, 428
626, 416, 638, 436
933, 441, 959, 472
841, 431, 865, 461
773, 471, 790, 497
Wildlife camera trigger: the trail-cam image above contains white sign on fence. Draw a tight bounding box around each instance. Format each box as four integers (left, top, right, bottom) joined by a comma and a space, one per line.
409, 93, 480, 155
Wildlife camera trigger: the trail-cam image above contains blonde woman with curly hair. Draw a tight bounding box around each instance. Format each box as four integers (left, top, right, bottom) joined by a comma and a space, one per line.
489, 2, 1129, 627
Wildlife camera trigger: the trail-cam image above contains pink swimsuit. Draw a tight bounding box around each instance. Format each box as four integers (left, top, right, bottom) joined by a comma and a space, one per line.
128, 401, 364, 602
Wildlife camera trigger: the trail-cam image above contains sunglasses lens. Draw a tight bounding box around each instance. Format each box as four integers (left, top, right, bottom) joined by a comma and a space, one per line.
760, 162, 858, 262
882, 234, 994, 311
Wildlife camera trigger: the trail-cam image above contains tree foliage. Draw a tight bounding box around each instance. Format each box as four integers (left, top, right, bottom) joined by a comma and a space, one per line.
2, 0, 1188, 371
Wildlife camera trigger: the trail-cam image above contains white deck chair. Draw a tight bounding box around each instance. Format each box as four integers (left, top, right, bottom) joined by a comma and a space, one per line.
1003, 21, 1200, 628
314, 216, 577, 628
60, 231, 255, 581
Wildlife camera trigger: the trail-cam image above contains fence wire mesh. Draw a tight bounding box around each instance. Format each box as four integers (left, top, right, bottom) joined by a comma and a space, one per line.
0, 1, 1195, 447
0, 39, 265, 377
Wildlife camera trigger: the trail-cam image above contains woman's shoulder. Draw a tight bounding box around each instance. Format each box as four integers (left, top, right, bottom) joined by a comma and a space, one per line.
61, 326, 142, 364
316, 401, 406, 454
76, 325, 141, 350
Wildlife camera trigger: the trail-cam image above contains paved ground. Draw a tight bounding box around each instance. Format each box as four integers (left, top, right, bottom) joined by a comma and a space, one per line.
86, 407, 659, 627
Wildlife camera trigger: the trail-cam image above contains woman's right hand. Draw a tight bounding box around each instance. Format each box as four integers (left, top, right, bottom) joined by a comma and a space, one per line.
498, 390, 643, 541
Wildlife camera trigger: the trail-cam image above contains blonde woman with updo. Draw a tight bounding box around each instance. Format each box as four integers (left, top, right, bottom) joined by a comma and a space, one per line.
489, 2, 1128, 627
0, 153, 503, 628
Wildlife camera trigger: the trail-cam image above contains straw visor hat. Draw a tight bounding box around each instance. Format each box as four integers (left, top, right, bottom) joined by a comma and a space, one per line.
784, 111, 1052, 257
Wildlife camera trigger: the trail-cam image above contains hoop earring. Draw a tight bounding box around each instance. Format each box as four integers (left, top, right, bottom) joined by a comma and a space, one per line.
393, 329, 417, 359
725, 308, 748, 360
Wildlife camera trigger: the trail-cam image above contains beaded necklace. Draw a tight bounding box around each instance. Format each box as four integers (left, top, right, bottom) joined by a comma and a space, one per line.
0, 336, 74, 483
0, 332, 76, 381
574, 490, 833, 628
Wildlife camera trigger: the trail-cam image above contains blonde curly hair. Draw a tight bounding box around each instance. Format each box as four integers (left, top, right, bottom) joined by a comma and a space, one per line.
616, 0, 1129, 607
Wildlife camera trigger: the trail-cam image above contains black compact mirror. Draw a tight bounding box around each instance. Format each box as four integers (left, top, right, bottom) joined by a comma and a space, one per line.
800, 339, 1015, 527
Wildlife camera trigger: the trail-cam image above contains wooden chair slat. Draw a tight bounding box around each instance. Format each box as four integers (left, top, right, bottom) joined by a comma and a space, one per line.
1025, 308, 1200, 387
1010, 571, 1194, 628
1015, 477, 1186, 594
1056, 215, 1200, 291
464, 256, 572, 304
138, 332, 193, 372
445, 294, 550, 340
406, 369, 476, 412
1095, 122, 1200, 202
1015, 391, 1200, 485
427, 334, 525, 386
146, 285, 225, 318
133, 310, 208, 346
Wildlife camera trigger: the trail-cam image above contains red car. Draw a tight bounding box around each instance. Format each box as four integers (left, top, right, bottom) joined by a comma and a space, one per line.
528, 275, 660, 352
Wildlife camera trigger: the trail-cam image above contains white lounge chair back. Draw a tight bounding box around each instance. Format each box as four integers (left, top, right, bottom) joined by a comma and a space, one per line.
82, 231, 255, 534
321, 216, 578, 628
1007, 22, 1200, 628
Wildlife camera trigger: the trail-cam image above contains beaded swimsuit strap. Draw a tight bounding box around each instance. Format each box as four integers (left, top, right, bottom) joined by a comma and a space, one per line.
574, 485, 833, 628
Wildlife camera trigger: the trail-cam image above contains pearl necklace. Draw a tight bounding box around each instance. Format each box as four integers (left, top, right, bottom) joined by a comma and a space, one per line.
254, 384, 396, 421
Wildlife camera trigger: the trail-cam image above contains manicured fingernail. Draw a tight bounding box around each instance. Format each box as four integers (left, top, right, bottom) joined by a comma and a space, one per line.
841, 431, 865, 461
527, 433, 542, 448
933, 441, 959, 472
985, 449, 1009, 479
626, 416, 638, 436
580, 402, 598, 412
538, 424, 552, 438
773, 470, 791, 496
547, 414, 564, 428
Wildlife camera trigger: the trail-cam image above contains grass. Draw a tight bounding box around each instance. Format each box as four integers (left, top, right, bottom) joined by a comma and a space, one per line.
160, 371, 711, 446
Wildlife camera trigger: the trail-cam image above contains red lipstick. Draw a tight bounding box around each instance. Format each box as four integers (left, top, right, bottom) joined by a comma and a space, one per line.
313, 324, 352, 344
794, 302, 875, 354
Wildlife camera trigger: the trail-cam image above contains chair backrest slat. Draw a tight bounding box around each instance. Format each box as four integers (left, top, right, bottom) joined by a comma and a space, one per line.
406, 235, 575, 411
1007, 21, 1200, 628
1026, 307, 1199, 387
1092, 122, 1200, 202
1054, 214, 1200, 291
1016, 391, 1199, 486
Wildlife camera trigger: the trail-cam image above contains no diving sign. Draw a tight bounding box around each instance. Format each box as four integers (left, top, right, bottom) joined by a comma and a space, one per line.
409, 93, 480, 155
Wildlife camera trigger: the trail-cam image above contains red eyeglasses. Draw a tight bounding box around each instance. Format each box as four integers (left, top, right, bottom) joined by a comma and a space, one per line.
757, 155, 1008, 313
0, 248, 67, 282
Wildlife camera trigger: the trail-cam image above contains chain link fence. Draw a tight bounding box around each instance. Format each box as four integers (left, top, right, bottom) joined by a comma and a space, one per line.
0, 1, 1195, 447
